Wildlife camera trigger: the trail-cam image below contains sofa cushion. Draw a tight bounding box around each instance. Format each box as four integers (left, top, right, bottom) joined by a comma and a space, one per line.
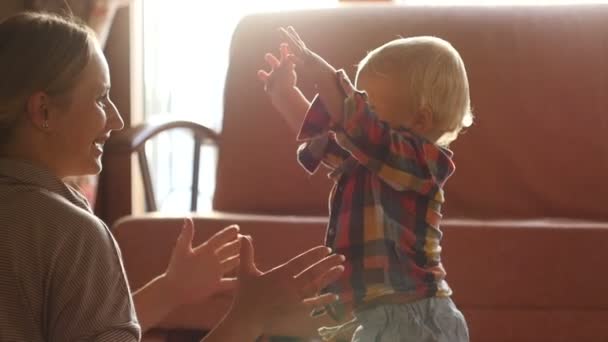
113, 215, 608, 340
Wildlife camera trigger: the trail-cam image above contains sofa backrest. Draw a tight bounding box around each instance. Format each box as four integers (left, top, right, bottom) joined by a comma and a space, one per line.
214, 5, 608, 220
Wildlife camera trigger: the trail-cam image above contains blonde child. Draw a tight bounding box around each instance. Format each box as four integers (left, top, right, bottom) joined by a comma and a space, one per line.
258, 26, 472, 342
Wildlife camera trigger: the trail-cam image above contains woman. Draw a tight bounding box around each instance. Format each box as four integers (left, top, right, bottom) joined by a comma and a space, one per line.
0, 12, 343, 341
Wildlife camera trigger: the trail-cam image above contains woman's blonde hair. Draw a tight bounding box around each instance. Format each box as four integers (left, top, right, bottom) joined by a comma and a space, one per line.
355, 36, 473, 146
0, 12, 95, 144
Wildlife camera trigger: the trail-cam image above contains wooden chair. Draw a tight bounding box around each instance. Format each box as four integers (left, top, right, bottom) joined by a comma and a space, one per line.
103, 120, 219, 214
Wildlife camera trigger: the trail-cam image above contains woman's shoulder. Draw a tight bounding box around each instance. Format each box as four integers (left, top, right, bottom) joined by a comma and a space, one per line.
0, 185, 119, 274
7, 186, 107, 240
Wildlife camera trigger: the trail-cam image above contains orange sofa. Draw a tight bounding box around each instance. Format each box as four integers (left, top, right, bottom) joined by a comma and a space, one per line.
112, 4, 608, 341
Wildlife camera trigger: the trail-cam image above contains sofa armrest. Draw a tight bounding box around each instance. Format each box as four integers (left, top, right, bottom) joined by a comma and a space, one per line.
112, 211, 332, 337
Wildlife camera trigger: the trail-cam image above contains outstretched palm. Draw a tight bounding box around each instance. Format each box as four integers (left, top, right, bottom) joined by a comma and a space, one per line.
257, 43, 297, 94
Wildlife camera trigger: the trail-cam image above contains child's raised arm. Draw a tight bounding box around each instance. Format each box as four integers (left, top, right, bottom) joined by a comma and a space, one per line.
257, 43, 310, 133
279, 27, 346, 125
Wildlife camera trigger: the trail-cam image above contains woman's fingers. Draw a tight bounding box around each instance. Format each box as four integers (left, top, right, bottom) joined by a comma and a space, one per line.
296, 253, 345, 280
220, 254, 241, 274
217, 277, 238, 293
195, 225, 240, 254
295, 254, 345, 296
174, 218, 195, 254
314, 264, 344, 293
238, 235, 261, 276
302, 292, 340, 308
215, 236, 242, 260
299, 264, 344, 310
297, 263, 344, 301
281, 246, 332, 275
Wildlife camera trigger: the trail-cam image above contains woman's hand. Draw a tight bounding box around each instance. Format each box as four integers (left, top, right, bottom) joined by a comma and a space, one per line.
133, 219, 241, 333
231, 236, 345, 333
165, 219, 241, 307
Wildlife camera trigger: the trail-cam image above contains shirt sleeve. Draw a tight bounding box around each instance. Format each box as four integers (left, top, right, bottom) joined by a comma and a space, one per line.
331, 70, 456, 194
47, 212, 140, 341
296, 95, 351, 173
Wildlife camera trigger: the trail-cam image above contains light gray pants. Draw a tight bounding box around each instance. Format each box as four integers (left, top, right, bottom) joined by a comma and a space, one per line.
351, 297, 469, 342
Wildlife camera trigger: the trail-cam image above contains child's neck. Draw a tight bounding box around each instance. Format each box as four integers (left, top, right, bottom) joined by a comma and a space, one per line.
387, 120, 443, 145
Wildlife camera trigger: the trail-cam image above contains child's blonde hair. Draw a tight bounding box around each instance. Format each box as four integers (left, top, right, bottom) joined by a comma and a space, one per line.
355, 36, 473, 146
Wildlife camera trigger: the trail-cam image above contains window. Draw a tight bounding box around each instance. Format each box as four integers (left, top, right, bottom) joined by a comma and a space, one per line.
140, 0, 329, 212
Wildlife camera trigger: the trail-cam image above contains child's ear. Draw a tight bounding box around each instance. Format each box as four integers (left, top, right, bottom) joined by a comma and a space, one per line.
413, 107, 434, 133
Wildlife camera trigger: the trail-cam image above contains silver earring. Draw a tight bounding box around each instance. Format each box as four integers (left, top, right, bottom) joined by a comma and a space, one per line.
42, 121, 49, 129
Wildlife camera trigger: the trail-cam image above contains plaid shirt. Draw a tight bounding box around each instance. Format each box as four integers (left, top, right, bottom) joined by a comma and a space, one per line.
297, 71, 456, 321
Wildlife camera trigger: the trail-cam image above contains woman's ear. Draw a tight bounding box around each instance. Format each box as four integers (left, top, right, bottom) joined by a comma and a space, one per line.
26, 91, 50, 130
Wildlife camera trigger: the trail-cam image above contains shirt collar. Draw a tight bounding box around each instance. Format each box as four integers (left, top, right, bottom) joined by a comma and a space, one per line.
0, 158, 92, 212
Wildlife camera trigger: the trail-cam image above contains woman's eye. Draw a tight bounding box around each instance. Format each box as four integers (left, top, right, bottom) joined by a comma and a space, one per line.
97, 94, 109, 107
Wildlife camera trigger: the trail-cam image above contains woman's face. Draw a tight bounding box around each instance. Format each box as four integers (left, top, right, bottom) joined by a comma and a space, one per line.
48, 43, 124, 178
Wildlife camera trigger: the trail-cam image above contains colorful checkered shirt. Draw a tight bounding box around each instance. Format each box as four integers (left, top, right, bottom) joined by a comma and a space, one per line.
297, 70, 456, 321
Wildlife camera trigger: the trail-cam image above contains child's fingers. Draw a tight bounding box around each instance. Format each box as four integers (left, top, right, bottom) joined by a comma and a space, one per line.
280, 45, 296, 68
279, 27, 301, 54
287, 26, 304, 44
287, 26, 308, 53
265, 52, 280, 69
257, 70, 270, 82
280, 43, 290, 59
286, 54, 304, 66
287, 26, 300, 39
258, 70, 276, 92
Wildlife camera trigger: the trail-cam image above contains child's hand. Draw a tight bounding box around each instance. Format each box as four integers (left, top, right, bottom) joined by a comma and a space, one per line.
258, 42, 312, 132
257, 43, 297, 106
279, 26, 337, 86
280, 26, 345, 124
